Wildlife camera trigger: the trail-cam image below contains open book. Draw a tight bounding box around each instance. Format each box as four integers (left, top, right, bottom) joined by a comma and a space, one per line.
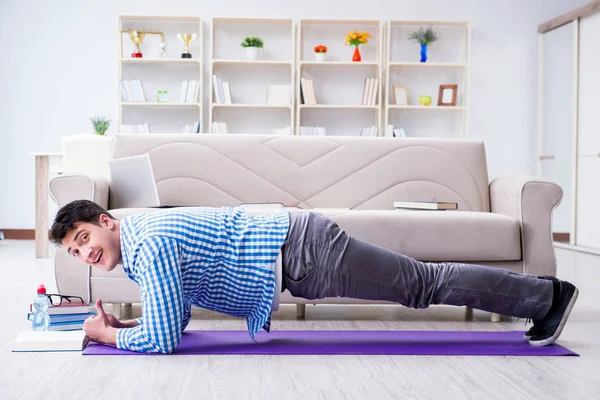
12, 330, 89, 352
393, 201, 458, 211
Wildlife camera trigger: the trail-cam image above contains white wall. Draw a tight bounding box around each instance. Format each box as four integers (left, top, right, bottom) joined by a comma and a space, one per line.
0, 0, 589, 229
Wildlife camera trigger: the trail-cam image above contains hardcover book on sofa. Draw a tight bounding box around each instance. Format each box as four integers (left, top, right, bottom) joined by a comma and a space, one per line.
393, 201, 458, 211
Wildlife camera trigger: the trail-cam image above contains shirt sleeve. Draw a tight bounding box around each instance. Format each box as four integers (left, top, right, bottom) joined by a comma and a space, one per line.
116, 236, 185, 354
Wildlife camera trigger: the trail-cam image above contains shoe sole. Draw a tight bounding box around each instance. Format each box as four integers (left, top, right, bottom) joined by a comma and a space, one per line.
529, 287, 579, 347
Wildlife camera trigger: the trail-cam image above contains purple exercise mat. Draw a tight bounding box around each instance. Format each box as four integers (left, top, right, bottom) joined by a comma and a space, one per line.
82, 330, 578, 356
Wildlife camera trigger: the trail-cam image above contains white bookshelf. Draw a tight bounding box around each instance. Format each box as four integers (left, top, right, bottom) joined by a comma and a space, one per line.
384, 20, 471, 139
117, 15, 203, 133
209, 17, 295, 135
296, 19, 383, 136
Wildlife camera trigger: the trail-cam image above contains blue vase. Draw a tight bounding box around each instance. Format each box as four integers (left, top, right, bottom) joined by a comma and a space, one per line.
420, 43, 427, 63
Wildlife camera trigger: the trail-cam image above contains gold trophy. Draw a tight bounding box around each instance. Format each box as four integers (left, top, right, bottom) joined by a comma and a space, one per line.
177, 33, 197, 59
128, 30, 146, 58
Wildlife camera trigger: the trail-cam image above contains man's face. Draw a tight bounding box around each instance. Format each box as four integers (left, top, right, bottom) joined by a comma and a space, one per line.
62, 215, 121, 272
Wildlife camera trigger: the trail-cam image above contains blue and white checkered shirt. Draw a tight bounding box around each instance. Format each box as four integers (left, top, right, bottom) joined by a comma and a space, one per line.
115, 207, 290, 353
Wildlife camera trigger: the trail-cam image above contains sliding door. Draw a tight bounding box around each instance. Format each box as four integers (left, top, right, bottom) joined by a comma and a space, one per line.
538, 21, 577, 243
576, 12, 600, 249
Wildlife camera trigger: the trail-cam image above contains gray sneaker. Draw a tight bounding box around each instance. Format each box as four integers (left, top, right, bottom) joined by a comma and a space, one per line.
529, 279, 579, 347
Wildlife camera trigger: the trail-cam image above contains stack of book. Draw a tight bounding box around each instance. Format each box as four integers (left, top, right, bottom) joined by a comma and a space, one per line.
27, 301, 94, 332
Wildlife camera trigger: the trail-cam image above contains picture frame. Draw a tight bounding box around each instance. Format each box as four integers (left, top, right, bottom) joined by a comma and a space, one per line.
438, 84, 458, 106
392, 86, 408, 105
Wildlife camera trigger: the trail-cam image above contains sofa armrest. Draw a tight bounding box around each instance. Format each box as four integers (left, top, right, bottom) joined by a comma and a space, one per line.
490, 174, 562, 276
49, 173, 109, 297
49, 173, 109, 209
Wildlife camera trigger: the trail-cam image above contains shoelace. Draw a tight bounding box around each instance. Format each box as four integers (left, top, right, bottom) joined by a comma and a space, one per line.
516, 317, 533, 326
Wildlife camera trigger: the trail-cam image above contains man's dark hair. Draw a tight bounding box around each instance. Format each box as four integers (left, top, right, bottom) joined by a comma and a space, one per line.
50, 200, 116, 245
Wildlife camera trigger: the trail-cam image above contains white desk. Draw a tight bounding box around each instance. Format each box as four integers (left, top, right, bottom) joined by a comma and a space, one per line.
29, 152, 63, 258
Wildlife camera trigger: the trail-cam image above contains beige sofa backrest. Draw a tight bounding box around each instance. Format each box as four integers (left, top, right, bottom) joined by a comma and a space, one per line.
109, 134, 491, 212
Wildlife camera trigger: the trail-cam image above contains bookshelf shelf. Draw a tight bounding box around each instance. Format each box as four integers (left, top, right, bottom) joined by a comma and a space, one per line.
209, 17, 295, 134
296, 18, 383, 136
117, 15, 203, 134
120, 58, 201, 64
388, 105, 467, 111
120, 102, 201, 107
300, 61, 379, 67
212, 59, 292, 66
300, 105, 378, 109
384, 20, 471, 139
212, 104, 292, 109
388, 62, 468, 69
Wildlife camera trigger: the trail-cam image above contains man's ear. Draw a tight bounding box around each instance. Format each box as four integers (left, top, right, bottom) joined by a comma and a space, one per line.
99, 214, 114, 229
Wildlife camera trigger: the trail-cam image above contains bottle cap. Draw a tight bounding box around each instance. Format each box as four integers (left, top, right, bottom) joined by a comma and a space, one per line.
37, 285, 46, 295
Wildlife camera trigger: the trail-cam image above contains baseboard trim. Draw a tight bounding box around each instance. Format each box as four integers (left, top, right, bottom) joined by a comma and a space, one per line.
1, 229, 44, 240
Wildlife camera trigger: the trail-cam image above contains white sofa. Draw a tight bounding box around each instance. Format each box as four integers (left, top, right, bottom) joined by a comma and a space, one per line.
49, 133, 562, 319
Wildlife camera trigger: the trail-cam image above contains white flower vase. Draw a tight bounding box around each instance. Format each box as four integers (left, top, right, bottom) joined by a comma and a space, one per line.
315, 52, 325, 62
245, 47, 259, 61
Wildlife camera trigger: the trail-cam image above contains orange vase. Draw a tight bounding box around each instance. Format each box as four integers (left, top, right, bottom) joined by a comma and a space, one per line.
352, 46, 361, 62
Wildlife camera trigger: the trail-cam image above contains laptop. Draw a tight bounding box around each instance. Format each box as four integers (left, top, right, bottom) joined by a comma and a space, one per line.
108, 154, 161, 208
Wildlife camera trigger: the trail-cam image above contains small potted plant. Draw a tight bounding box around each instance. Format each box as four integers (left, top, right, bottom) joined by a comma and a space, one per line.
408, 27, 437, 63
345, 29, 372, 62
90, 116, 111, 136
314, 45, 327, 62
241, 36, 264, 61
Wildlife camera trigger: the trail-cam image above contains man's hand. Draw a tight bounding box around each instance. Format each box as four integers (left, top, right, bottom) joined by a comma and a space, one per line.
83, 299, 118, 346
104, 310, 127, 329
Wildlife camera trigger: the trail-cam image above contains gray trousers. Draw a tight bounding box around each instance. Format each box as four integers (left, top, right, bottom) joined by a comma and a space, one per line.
281, 212, 553, 320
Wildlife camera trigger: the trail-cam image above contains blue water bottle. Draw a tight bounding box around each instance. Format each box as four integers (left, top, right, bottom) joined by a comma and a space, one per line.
32, 284, 50, 331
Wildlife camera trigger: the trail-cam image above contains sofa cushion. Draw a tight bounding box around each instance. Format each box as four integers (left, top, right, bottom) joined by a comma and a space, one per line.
321, 209, 521, 262
105, 207, 520, 267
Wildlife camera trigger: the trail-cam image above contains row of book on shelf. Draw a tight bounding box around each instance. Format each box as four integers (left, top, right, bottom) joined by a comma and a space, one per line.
119, 122, 407, 136
210, 122, 292, 135
121, 122, 201, 134
120, 79, 146, 102
212, 75, 233, 104
361, 78, 379, 106
299, 77, 379, 106
182, 120, 202, 133
180, 80, 200, 103
120, 79, 200, 103
212, 74, 292, 106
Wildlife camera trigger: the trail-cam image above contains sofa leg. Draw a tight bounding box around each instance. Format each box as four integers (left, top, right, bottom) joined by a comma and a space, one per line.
491, 313, 501, 322
122, 303, 132, 319
296, 304, 306, 319
465, 306, 473, 321
111, 303, 122, 319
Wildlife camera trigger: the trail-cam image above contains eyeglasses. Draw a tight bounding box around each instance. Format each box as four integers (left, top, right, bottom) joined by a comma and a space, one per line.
45, 294, 85, 306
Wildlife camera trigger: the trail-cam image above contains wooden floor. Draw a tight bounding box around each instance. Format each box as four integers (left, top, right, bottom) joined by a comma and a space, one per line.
1, 240, 599, 400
